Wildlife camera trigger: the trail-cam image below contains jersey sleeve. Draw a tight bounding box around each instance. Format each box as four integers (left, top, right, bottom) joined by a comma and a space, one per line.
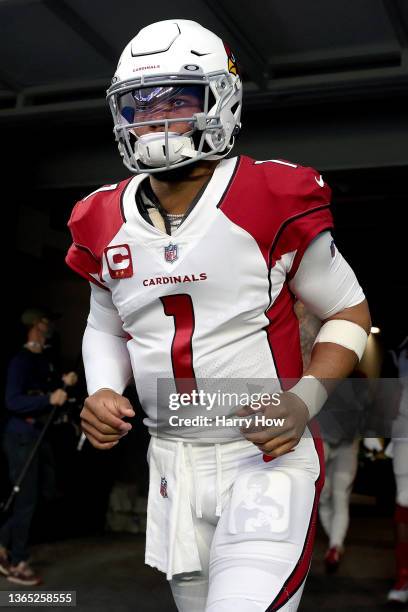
289, 231, 366, 319
271, 165, 334, 278
66, 242, 106, 289
87, 283, 128, 338
82, 284, 133, 395
65, 180, 129, 289
65, 199, 107, 289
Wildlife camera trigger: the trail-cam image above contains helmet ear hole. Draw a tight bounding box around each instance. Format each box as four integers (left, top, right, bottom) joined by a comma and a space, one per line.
232, 125, 240, 138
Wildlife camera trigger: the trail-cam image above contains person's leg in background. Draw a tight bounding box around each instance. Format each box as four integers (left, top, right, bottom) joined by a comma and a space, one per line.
38, 436, 57, 536
318, 441, 333, 542
388, 435, 408, 603
39, 437, 57, 504
321, 439, 359, 572
0, 431, 42, 585
0, 431, 14, 575
0, 463, 12, 577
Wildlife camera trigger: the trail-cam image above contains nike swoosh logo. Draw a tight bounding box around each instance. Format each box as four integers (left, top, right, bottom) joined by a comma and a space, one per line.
315, 175, 324, 187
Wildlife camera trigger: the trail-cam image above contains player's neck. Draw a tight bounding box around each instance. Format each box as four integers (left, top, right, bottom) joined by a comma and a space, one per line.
148, 160, 220, 215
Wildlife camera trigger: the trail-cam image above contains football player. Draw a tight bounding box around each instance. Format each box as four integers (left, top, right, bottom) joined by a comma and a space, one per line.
66, 20, 371, 612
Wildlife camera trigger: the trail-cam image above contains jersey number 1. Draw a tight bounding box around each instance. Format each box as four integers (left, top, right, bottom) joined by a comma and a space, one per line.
160, 294, 198, 396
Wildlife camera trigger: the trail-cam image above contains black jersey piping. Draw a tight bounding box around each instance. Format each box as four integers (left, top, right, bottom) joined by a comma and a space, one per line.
216, 156, 242, 209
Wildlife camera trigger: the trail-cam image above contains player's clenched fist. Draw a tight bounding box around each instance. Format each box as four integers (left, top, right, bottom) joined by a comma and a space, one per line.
236, 392, 309, 460
80, 388, 135, 450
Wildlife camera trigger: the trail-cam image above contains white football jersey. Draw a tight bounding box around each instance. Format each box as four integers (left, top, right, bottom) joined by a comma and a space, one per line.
66, 155, 333, 440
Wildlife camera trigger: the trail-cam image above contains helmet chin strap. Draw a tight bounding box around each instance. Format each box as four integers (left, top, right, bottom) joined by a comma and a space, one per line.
134, 132, 198, 168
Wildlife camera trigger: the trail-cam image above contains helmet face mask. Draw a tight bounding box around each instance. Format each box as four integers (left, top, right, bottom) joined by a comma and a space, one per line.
117, 84, 206, 137
106, 20, 242, 174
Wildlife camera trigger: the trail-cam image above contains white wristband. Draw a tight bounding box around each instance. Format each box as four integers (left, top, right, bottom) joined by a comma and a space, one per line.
288, 375, 328, 420
313, 319, 368, 361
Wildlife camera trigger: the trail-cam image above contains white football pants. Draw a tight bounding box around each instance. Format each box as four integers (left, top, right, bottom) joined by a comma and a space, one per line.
146, 431, 323, 612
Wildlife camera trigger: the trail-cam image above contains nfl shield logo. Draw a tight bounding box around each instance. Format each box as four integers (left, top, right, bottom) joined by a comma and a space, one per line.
164, 243, 178, 263
160, 477, 168, 498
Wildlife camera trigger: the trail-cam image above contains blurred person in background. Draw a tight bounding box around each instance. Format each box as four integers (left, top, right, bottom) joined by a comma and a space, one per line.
388, 336, 408, 604
317, 375, 367, 573
0, 308, 77, 586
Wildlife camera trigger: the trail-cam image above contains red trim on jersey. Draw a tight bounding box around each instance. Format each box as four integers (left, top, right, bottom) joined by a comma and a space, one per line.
266, 419, 325, 611
264, 282, 302, 381
65, 177, 133, 282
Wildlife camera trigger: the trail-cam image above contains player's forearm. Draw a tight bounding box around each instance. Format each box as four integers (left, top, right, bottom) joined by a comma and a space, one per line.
305, 299, 371, 384
288, 300, 371, 419
305, 342, 359, 391
82, 324, 133, 396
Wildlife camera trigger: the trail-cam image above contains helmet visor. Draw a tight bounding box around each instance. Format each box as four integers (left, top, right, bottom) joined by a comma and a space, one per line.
117, 85, 206, 137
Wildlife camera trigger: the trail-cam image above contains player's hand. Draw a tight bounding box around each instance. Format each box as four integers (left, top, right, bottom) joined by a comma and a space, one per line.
62, 371, 78, 387
236, 392, 309, 461
49, 389, 68, 406
80, 388, 135, 450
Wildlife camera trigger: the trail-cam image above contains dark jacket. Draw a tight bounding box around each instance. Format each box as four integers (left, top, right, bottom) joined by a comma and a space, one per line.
4, 348, 58, 436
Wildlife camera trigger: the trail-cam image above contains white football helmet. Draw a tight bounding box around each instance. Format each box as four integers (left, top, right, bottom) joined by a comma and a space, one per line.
106, 19, 242, 174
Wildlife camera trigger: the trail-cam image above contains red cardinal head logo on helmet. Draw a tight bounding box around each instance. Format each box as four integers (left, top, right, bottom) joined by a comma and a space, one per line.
223, 42, 240, 77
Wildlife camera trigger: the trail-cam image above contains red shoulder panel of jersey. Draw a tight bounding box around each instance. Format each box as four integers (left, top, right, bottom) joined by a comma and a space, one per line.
218, 155, 333, 270
65, 177, 133, 288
